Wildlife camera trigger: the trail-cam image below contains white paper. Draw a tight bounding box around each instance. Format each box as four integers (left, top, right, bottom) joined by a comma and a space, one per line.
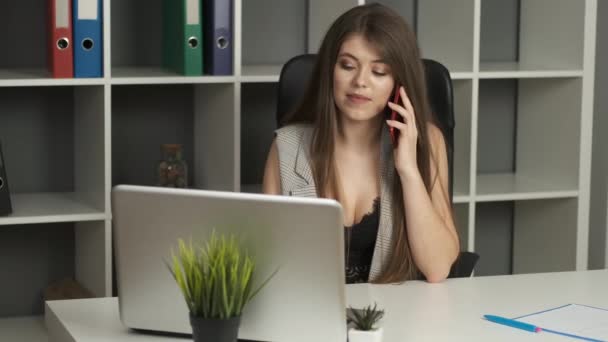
56, 0, 69, 28
186, 0, 199, 25
517, 304, 608, 340
78, 0, 98, 20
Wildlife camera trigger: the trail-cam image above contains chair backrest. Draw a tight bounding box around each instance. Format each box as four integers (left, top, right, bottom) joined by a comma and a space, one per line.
276, 54, 455, 198
275, 54, 478, 278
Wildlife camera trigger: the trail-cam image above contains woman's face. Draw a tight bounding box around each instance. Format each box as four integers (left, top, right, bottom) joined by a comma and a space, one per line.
333, 33, 395, 123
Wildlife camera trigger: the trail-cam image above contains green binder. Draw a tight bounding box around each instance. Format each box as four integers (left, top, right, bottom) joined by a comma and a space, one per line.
162, 0, 204, 76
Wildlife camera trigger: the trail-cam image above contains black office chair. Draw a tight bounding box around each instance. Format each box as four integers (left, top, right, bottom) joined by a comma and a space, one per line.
276, 54, 479, 278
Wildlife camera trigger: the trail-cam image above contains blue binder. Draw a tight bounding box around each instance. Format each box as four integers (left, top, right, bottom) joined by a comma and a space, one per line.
203, 0, 233, 75
73, 0, 103, 77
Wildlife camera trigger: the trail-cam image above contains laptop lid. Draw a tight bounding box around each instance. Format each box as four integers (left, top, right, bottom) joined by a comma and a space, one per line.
112, 185, 346, 342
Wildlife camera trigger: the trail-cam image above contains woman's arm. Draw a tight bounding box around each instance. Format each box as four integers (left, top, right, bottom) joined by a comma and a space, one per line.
399, 124, 460, 282
262, 139, 281, 195
386, 86, 459, 282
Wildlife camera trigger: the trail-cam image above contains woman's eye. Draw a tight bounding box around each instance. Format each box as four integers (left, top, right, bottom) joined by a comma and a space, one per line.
373, 70, 387, 76
340, 63, 355, 70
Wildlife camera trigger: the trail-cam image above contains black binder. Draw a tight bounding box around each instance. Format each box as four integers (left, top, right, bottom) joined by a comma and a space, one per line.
0, 141, 12, 216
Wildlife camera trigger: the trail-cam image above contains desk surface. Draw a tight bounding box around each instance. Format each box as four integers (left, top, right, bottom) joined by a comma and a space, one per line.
45, 270, 608, 342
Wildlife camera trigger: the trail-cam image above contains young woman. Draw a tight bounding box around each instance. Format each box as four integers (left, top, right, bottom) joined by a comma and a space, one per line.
262, 3, 459, 284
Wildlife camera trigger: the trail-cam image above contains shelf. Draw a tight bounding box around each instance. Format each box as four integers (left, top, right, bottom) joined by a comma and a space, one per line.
453, 186, 471, 204
111, 0, 163, 74
112, 83, 237, 191
475, 173, 578, 202
111, 67, 235, 85
417, 0, 475, 73
475, 197, 578, 276
371, 0, 416, 29
238, 65, 473, 83
0, 316, 47, 342
0, 86, 106, 212
479, 62, 584, 79
453, 195, 471, 204
480, 0, 585, 72
111, 0, 235, 78
240, 65, 283, 83
0, 193, 106, 225
0, 0, 54, 86
474, 201, 514, 276
452, 80, 473, 197
241, 83, 278, 187
450, 72, 475, 80
453, 203, 470, 251
477, 78, 582, 191
242, 0, 307, 68
512, 198, 578, 274
0, 69, 105, 87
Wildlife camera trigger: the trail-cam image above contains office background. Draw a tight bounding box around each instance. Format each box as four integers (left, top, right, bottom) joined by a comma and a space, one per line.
0, 0, 606, 334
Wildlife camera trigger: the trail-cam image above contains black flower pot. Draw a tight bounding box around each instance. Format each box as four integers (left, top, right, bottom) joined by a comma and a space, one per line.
189, 314, 241, 342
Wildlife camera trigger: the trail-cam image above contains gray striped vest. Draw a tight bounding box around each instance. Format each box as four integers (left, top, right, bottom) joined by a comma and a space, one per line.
274, 123, 397, 282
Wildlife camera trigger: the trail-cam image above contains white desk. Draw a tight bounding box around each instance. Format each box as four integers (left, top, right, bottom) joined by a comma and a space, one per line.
45, 270, 608, 342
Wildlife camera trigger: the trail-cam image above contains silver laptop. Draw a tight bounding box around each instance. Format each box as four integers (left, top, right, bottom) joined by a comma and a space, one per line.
112, 185, 347, 342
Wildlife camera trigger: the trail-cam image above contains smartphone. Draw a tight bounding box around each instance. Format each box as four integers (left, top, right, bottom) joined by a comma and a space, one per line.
388, 86, 401, 146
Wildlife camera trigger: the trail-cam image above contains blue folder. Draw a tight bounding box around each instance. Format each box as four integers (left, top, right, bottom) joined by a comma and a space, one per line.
202, 0, 233, 75
73, 0, 103, 78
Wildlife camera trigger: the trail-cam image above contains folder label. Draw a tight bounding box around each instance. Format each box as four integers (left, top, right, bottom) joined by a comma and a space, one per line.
78, 0, 98, 20
56, 0, 70, 28
187, 0, 199, 25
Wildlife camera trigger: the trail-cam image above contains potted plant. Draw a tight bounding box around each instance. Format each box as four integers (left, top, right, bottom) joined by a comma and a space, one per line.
347, 302, 385, 342
167, 231, 276, 342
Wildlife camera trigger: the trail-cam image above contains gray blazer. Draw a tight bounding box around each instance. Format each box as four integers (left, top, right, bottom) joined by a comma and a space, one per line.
274, 123, 397, 282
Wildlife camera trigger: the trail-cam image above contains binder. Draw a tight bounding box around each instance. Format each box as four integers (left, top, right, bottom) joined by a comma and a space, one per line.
162, 0, 203, 76
48, 0, 74, 78
0, 141, 12, 216
73, 0, 103, 78
202, 0, 233, 75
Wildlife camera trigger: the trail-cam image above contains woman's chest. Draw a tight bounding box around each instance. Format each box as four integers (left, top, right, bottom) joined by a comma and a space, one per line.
338, 165, 380, 226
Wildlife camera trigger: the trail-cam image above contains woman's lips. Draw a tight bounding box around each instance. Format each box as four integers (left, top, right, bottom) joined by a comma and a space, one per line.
347, 94, 371, 104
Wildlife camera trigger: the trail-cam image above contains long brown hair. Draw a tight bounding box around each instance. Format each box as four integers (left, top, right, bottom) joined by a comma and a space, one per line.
283, 3, 439, 283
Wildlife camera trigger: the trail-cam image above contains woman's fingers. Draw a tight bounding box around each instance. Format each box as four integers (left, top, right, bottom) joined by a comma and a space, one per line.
398, 86, 417, 134
400, 86, 415, 115
386, 119, 407, 130
387, 101, 408, 121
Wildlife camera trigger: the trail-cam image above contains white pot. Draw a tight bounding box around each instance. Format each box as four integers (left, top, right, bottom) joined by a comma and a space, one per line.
348, 327, 383, 342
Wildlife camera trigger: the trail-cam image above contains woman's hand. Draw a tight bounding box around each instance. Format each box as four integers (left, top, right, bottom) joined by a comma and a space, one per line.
386, 86, 419, 178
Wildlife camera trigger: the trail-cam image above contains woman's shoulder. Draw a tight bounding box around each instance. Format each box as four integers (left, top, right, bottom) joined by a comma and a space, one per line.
275, 123, 313, 145
275, 123, 313, 136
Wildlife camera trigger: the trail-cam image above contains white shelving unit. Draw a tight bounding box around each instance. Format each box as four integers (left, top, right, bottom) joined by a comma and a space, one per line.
0, 0, 598, 339
590, 0, 608, 270
0, 316, 48, 342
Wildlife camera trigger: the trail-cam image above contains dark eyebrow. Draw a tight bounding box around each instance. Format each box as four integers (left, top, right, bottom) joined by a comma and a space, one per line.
338, 52, 387, 64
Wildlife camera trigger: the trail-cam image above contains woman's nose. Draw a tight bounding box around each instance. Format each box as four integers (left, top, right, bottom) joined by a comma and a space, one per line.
352, 68, 370, 88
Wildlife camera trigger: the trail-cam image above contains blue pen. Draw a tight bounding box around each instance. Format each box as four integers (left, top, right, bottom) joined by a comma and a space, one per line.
484, 315, 542, 333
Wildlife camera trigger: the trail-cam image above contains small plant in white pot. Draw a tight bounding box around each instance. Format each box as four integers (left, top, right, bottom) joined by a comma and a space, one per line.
347, 302, 385, 342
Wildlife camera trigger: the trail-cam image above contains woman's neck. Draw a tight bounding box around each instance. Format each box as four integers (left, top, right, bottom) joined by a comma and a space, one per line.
335, 115, 383, 154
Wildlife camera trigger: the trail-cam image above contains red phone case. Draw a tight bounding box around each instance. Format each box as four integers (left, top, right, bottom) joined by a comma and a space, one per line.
389, 88, 401, 145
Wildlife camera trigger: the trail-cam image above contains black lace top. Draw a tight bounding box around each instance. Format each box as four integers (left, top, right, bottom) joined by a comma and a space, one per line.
344, 198, 380, 284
